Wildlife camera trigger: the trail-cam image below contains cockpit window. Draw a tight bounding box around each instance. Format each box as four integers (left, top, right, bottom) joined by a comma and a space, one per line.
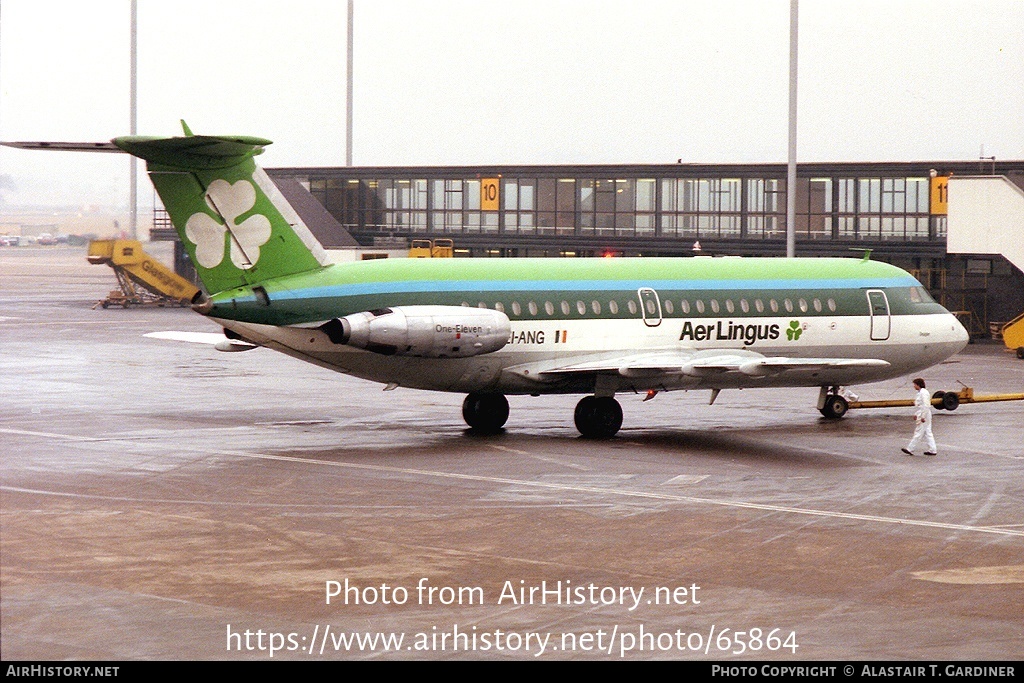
909, 286, 935, 304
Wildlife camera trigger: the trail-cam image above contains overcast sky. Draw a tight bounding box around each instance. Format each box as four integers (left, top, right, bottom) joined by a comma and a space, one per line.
1, 0, 1022, 209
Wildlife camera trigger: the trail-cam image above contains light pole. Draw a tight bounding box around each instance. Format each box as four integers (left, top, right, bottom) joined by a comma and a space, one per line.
129, 0, 137, 239
786, 0, 798, 258
346, 0, 354, 167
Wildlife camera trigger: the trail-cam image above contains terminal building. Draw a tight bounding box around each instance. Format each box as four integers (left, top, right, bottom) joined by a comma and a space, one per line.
158, 159, 1024, 338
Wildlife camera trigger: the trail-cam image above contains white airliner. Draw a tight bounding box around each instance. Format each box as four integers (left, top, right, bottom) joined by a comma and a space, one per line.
4, 130, 969, 437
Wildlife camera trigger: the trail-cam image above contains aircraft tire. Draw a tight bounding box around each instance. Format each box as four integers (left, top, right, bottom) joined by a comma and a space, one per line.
462, 392, 509, 433
574, 396, 623, 438
941, 391, 960, 411
819, 394, 849, 419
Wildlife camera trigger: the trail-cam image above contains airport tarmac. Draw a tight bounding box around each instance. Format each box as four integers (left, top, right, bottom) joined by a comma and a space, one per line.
1, 245, 1022, 660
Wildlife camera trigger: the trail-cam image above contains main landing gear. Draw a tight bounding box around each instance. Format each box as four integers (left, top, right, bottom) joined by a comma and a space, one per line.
573, 396, 623, 439
462, 392, 509, 434
461, 392, 624, 438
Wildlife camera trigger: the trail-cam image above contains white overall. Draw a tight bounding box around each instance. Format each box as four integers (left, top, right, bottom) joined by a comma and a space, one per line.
907, 387, 937, 453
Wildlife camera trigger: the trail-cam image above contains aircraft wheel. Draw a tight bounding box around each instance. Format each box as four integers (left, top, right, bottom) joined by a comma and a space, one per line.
932, 390, 947, 409
462, 392, 509, 433
819, 394, 849, 419
574, 396, 623, 438
941, 391, 960, 411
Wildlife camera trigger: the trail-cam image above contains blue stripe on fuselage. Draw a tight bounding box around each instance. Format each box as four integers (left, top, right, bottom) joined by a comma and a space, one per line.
263, 276, 918, 302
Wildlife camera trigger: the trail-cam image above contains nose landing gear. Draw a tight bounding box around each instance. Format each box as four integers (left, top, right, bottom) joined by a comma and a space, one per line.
818, 386, 850, 419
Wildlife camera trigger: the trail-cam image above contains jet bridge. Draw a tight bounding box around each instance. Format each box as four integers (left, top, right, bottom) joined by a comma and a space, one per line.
947, 175, 1024, 358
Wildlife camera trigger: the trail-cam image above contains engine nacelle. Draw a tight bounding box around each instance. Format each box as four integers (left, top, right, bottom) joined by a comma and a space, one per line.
320, 305, 511, 358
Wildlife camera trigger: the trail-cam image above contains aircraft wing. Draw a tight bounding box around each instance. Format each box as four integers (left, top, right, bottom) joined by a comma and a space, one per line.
537, 350, 889, 380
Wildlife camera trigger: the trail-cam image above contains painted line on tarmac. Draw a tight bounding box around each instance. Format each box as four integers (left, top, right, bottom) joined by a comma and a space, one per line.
944, 443, 1024, 460
486, 444, 591, 471
221, 449, 1024, 539
0, 427, 108, 442
5, 434, 1020, 538
12, 319, 156, 326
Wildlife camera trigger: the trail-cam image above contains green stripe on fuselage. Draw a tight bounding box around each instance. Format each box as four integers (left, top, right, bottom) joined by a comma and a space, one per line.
206, 257, 937, 325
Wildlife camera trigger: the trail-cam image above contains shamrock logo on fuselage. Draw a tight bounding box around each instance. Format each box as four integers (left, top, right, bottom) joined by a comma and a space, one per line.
185, 179, 272, 270
786, 320, 802, 341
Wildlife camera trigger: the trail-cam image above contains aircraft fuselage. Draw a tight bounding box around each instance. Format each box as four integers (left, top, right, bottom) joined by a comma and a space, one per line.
203, 256, 968, 397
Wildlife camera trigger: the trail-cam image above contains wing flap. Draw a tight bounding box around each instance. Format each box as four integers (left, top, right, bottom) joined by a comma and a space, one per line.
537, 351, 889, 380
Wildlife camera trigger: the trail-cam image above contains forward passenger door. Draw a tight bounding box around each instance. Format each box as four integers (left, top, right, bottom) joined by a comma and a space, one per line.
867, 290, 890, 341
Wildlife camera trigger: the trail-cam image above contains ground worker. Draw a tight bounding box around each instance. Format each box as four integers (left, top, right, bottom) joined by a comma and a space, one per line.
902, 377, 937, 456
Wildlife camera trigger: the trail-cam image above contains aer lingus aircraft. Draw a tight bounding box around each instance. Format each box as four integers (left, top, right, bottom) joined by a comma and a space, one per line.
5, 129, 969, 437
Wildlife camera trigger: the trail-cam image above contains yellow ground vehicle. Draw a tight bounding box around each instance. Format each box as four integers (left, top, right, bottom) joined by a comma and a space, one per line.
87, 239, 199, 309
409, 238, 454, 258
847, 384, 1024, 412
1002, 313, 1024, 359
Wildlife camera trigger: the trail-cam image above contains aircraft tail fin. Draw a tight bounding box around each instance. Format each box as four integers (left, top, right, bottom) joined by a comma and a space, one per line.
112, 130, 331, 295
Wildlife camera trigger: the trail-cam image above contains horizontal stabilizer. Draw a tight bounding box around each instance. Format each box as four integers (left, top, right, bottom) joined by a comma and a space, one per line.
113, 134, 273, 170
144, 330, 258, 352
3, 134, 272, 170
1, 141, 122, 152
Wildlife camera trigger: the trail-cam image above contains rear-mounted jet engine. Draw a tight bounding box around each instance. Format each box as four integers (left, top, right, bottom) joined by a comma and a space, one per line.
319, 305, 511, 358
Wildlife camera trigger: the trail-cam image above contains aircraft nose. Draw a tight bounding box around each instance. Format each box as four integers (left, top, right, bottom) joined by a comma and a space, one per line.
950, 314, 970, 348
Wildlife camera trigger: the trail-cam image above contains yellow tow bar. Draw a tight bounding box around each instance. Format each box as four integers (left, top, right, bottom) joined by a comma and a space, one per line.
848, 385, 1024, 412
